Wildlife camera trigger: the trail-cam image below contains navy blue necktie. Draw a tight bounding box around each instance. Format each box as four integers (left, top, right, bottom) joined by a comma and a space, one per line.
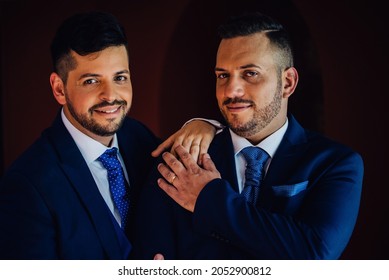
98, 147, 130, 229
241, 146, 269, 204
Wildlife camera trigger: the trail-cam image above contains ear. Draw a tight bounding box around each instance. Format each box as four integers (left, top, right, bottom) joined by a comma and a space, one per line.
50, 72, 66, 105
282, 67, 299, 98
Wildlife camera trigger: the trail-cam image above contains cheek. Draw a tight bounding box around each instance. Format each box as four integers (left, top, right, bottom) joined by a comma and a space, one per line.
216, 95, 224, 109
215, 87, 224, 102
69, 94, 96, 112
118, 83, 132, 99
121, 89, 132, 106
250, 84, 274, 100
126, 95, 133, 108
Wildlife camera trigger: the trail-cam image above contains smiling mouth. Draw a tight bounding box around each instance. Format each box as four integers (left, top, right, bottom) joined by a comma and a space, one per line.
90, 100, 127, 114
223, 98, 254, 111
94, 105, 122, 114
226, 104, 252, 112
227, 104, 252, 109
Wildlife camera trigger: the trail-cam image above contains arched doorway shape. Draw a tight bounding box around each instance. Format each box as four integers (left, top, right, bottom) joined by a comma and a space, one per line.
158, 0, 323, 138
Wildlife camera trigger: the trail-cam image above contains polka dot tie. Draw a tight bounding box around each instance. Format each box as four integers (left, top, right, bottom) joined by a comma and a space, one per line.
240, 146, 269, 204
98, 147, 130, 229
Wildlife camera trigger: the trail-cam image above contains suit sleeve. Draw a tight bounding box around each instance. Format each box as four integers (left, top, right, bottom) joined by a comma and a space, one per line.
192, 151, 364, 259
0, 172, 58, 259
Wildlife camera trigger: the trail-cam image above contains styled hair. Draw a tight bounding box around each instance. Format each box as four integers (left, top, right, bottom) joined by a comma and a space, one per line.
217, 12, 294, 70
50, 11, 128, 82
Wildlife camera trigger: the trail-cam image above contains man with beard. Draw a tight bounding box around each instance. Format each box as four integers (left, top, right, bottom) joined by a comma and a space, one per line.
0, 11, 217, 259
132, 12, 364, 259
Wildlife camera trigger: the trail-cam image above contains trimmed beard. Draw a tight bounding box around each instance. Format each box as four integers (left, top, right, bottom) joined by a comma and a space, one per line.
65, 94, 127, 137
221, 76, 283, 138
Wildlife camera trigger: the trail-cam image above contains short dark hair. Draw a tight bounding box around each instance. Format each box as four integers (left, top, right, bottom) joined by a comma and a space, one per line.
217, 12, 294, 70
50, 11, 128, 82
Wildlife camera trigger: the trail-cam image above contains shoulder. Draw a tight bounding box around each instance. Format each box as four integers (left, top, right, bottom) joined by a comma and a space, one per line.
117, 116, 161, 155
0, 135, 61, 191
274, 116, 364, 177
306, 129, 362, 160
119, 117, 158, 140
286, 126, 364, 180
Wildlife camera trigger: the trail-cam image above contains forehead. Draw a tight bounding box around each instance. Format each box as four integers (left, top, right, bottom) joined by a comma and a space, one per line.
71, 45, 129, 71
216, 33, 273, 68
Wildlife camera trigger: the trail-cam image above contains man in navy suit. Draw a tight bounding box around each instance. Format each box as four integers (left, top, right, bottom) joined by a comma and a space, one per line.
0, 11, 215, 259
132, 12, 364, 259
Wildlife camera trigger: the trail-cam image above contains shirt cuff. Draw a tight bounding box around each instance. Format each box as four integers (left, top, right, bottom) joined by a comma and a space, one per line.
184, 118, 225, 134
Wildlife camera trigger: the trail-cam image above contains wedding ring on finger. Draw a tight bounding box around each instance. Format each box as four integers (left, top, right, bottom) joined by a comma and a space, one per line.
170, 174, 177, 184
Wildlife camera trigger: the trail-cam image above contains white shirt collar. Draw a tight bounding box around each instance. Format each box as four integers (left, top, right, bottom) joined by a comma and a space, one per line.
230, 117, 288, 158
61, 108, 119, 164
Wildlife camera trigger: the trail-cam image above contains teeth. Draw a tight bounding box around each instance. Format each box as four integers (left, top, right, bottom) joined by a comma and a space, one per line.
104, 108, 118, 113
99, 107, 119, 113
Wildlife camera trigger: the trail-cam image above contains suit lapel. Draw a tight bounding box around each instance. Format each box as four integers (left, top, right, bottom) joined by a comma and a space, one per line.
209, 129, 240, 192
263, 114, 309, 186
45, 113, 123, 259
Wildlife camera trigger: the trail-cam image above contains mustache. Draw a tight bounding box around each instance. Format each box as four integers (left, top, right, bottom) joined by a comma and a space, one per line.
89, 100, 127, 111
223, 98, 254, 106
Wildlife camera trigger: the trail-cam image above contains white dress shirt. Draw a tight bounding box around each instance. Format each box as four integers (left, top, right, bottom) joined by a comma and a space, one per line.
231, 118, 288, 193
61, 109, 129, 226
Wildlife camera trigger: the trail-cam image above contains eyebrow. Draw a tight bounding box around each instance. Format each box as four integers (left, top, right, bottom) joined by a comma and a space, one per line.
78, 70, 130, 80
215, 64, 262, 72
78, 73, 99, 80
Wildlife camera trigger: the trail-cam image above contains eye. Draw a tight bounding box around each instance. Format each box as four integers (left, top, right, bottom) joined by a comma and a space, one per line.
244, 71, 258, 78
114, 74, 131, 84
83, 78, 98, 85
114, 75, 127, 82
216, 73, 229, 79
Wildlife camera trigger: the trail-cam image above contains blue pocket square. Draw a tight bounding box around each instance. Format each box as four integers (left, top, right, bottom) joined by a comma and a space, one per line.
271, 181, 309, 197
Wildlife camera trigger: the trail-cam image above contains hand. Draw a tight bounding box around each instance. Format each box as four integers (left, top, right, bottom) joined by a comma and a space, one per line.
157, 145, 221, 212
151, 120, 216, 165
153, 253, 164, 260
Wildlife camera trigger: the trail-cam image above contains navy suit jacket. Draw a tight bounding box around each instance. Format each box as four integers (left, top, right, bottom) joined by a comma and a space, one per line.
132, 115, 364, 259
0, 112, 160, 259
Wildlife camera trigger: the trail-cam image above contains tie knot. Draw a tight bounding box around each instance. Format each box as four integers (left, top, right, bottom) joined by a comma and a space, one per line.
240, 146, 269, 167
98, 147, 121, 171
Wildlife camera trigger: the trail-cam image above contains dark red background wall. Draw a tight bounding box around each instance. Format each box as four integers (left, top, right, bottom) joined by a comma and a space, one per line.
1, 0, 387, 259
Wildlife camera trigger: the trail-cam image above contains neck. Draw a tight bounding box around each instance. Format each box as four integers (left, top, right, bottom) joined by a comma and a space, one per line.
247, 113, 287, 145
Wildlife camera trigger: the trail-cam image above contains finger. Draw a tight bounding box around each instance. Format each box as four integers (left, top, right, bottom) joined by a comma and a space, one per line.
157, 163, 178, 184
189, 143, 200, 164
198, 136, 213, 164
169, 134, 186, 158
181, 135, 194, 153
162, 151, 185, 174
157, 178, 179, 198
151, 134, 176, 157
174, 145, 201, 174
194, 129, 214, 165
181, 136, 201, 163
201, 153, 218, 172
157, 178, 194, 212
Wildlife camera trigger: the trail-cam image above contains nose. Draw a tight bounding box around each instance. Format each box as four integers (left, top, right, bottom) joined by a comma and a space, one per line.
100, 82, 117, 102
223, 76, 244, 99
